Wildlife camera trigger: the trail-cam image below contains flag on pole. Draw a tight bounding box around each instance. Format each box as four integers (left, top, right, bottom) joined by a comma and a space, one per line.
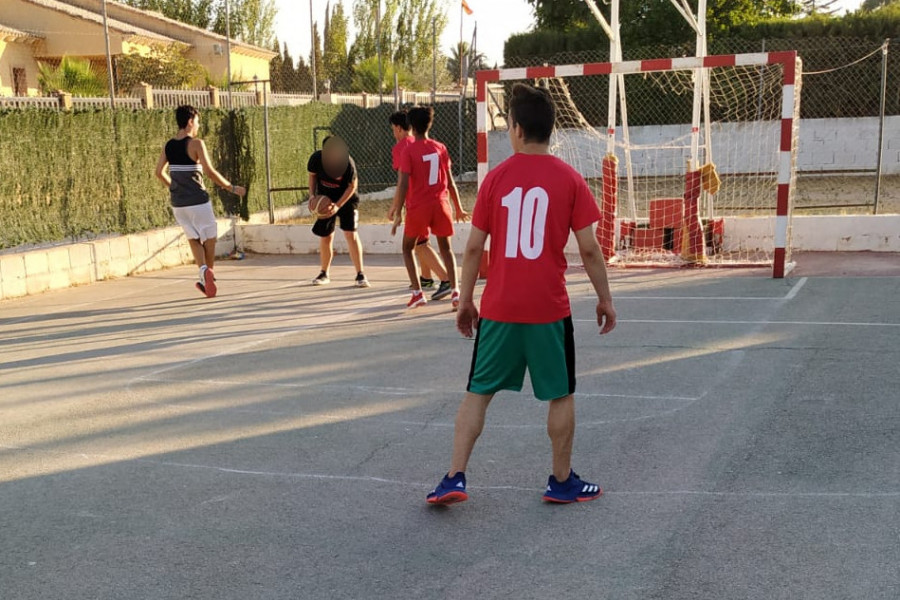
461, 0, 473, 15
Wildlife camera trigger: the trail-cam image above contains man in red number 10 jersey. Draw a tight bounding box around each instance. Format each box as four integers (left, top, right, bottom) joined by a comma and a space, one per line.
426, 83, 617, 506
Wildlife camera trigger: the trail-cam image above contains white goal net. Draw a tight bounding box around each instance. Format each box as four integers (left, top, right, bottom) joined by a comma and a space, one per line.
477, 52, 803, 277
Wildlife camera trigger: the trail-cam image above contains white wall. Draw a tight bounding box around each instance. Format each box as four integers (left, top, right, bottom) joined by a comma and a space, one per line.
488, 116, 900, 176
4, 214, 900, 301
0, 220, 233, 301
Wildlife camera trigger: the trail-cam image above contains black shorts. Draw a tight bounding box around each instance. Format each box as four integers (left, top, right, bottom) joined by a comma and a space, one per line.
312, 199, 359, 237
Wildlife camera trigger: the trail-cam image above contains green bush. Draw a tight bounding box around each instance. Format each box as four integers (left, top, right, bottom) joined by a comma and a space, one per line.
0, 104, 339, 249
0, 100, 475, 249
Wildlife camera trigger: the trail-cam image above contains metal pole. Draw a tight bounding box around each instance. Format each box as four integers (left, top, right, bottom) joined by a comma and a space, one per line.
394, 71, 399, 109
459, 1, 464, 86
756, 39, 766, 120
431, 18, 437, 104
262, 79, 274, 223
309, 0, 318, 100
225, 0, 232, 107
376, 0, 383, 103
874, 39, 889, 215
101, 0, 116, 110
458, 54, 467, 178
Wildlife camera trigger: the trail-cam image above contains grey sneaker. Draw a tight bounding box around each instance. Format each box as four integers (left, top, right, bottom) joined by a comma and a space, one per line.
355, 272, 370, 288
431, 280, 452, 301
312, 271, 330, 286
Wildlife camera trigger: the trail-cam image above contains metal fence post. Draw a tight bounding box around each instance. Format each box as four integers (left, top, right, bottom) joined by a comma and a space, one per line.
873, 39, 890, 215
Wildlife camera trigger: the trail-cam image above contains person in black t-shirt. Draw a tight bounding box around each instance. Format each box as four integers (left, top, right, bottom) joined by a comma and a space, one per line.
307, 136, 368, 287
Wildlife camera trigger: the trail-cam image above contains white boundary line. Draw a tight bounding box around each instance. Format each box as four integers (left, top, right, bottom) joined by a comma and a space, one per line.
598, 277, 808, 302
784, 276, 808, 300
574, 318, 900, 327
5, 444, 899, 499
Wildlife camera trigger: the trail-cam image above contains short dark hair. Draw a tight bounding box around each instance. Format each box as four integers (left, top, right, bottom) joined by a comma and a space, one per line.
175, 105, 199, 129
508, 83, 555, 144
407, 106, 434, 136
388, 110, 409, 130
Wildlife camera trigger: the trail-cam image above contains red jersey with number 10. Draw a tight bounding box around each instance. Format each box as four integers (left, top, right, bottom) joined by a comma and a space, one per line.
472, 153, 601, 324
399, 137, 452, 210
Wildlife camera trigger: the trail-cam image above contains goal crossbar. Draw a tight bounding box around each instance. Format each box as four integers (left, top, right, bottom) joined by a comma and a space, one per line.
475, 51, 800, 278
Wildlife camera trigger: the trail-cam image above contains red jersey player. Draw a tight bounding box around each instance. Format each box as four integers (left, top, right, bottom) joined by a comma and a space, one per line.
389, 110, 450, 297
388, 106, 469, 309
426, 83, 617, 506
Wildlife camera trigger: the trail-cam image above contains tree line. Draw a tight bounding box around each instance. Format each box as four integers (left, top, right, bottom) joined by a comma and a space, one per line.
119, 0, 490, 94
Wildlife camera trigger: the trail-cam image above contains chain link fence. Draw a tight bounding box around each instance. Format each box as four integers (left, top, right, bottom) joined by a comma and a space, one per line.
504, 36, 900, 215
2, 35, 897, 250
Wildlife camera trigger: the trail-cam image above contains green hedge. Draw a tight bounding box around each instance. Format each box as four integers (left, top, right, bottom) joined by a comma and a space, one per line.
503, 9, 900, 123
0, 100, 477, 250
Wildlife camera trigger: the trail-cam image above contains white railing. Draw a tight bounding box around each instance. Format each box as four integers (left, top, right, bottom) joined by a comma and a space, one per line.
152, 89, 213, 109
223, 91, 258, 108
269, 93, 314, 107
0, 87, 473, 111
0, 96, 60, 109
71, 97, 143, 110
398, 91, 466, 104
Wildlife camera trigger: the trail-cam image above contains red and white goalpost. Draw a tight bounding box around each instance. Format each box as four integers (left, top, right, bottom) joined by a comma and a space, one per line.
475, 1, 802, 278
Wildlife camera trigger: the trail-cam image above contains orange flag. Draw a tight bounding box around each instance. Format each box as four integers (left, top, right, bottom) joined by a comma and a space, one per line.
462, 0, 473, 15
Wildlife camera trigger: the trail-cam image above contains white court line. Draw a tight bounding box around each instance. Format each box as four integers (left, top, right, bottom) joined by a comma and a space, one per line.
132, 376, 700, 427
610, 296, 786, 301
136, 376, 697, 403
784, 276, 808, 300
0, 277, 186, 327
7, 446, 897, 499
131, 325, 317, 384
128, 291, 410, 385
578, 276, 808, 303
576, 318, 900, 327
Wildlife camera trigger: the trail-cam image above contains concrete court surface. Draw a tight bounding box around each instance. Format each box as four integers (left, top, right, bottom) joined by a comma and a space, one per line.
1, 253, 899, 600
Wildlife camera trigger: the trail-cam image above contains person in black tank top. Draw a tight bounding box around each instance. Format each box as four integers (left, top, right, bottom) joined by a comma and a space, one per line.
155, 105, 246, 298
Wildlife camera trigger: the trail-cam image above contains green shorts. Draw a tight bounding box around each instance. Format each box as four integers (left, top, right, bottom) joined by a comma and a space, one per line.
466, 316, 575, 401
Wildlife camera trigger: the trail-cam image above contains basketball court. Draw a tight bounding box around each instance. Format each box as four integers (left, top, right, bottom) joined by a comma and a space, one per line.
2, 254, 898, 598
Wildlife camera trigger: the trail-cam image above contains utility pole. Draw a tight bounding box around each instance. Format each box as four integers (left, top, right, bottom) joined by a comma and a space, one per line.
310, 0, 318, 99
101, 0, 116, 110
225, 0, 232, 107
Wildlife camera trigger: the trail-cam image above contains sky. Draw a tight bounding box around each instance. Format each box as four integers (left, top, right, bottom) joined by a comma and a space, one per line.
271, 0, 865, 70
272, 0, 536, 68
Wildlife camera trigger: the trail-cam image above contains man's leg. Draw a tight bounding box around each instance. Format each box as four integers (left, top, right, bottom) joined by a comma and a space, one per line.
319, 233, 335, 273
202, 238, 216, 270
416, 242, 433, 280
547, 394, 575, 482
416, 242, 448, 282
344, 230, 364, 274
448, 392, 494, 477
402, 235, 420, 289
436, 237, 458, 289
187, 238, 205, 267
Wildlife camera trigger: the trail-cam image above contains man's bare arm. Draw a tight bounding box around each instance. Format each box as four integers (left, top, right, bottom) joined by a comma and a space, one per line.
155, 150, 170, 188
573, 224, 616, 334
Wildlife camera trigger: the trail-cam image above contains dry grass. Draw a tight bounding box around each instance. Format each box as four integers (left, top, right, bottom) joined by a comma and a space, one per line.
280, 182, 479, 226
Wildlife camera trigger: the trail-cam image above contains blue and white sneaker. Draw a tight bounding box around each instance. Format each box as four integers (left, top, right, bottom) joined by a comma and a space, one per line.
426, 472, 468, 505
542, 470, 602, 503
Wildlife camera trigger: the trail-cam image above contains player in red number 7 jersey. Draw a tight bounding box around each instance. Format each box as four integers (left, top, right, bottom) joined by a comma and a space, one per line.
388, 106, 469, 309
426, 83, 617, 506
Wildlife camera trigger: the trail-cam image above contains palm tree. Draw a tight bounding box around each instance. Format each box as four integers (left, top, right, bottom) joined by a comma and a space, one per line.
447, 42, 488, 85
38, 56, 106, 96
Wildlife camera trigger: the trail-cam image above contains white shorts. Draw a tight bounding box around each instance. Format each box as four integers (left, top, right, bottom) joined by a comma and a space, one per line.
172, 203, 217, 242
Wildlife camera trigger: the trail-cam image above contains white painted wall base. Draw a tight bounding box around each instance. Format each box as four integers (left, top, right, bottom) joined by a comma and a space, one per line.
236, 215, 900, 256
0, 219, 233, 301
3, 214, 899, 302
